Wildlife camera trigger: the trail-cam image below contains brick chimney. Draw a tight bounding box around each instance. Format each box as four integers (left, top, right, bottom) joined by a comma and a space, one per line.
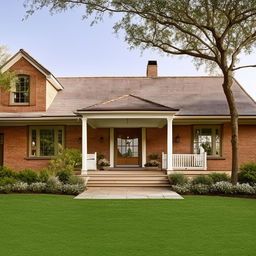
146, 60, 158, 77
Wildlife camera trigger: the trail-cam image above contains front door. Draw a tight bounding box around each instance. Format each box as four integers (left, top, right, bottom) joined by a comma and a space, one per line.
115, 128, 141, 167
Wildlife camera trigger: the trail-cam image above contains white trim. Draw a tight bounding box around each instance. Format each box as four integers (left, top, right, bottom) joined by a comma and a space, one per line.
110, 128, 114, 167
81, 117, 88, 174
167, 117, 173, 171
1, 52, 63, 90
78, 111, 176, 115
142, 128, 146, 167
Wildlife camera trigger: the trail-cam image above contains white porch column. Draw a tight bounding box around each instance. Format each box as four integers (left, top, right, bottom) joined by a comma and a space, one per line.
82, 116, 88, 174
109, 128, 114, 167
167, 117, 173, 173
142, 128, 146, 167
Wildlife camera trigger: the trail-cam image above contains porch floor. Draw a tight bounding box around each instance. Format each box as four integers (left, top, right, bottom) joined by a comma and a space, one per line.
75, 187, 183, 199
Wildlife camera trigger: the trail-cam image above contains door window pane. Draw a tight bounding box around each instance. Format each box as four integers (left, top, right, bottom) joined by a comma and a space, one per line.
40, 129, 55, 156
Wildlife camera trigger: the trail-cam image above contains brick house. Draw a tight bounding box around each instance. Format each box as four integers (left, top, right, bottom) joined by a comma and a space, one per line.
0, 49, 255, 177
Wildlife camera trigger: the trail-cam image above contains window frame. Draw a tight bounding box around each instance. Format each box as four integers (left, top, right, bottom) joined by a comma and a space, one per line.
10, 75, 30, 105
192, 125, 222, 157
28, 126, 65, 158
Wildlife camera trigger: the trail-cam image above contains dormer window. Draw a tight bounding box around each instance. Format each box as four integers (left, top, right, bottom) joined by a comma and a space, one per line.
11, 75, 30, 104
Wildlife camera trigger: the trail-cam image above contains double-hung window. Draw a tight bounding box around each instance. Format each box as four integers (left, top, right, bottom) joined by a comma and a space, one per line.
193, 126, 221, 157
11, 75, 30, 104
29, 127, 64, 157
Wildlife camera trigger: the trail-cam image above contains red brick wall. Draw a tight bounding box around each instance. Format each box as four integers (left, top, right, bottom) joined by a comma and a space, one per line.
0, 57, 47, 112
0, 124, 255, 172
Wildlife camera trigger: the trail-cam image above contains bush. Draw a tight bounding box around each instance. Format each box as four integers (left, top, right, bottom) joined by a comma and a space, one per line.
49, 148, 82, 172
233, 183, 255, 195
56, 168, 73, 184
192, 175, 213, 185
169, 173, 188, 185
191, 184, 210, 194
12, 182, 29, 192
0, 184, 12, 193
238, 162, 256, 185
39, 168, 51, 183
46, 175, 62, 193
171, 184, 191, 194
210, 181, 234, 194
208, 173, 230, 183
61, 184, 85, 195
29, 182, 47, 193
0, 176, 18, 186
0, 166, 17, 178
68, 175, 84, 185
17, 169, 39, 184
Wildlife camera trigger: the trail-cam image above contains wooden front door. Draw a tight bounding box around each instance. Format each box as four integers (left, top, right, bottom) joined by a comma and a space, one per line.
115, 128, 141, 167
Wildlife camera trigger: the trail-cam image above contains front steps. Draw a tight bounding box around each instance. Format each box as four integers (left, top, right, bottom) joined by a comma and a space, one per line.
83, 170, 171, 187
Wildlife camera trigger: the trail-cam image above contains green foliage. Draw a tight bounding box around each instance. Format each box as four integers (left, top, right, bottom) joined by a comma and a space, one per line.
49, 148, 82, 172
17, 169, 39, 184
238, 162, 256, 185
171, 184, 191, 194
208, 173, 230, 183
12, 182, 29, 192
29, 182, 47, 193
46, 175, 62, 193
191, 184, 210, 195
56, 168, 73, 184
0, 176, 17, 186
149, 154, 159, 160
210, 181, 234, 194
0, 166, 17, 178
169, 173, 188, 185
68, 175, 84, 185
61, 184, 85, 195
97, 154, 106, 160
144, 160, 159, 167
192, 175, 213, 185
39, 168, 51, 182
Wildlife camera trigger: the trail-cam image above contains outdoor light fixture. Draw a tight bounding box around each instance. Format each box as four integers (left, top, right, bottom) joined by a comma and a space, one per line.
175, 135, 181, 143
99, 136, 104, 143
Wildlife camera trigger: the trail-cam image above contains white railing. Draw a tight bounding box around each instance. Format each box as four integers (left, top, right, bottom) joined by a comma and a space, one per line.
87, 152, 97, 170
162, 152, 207, 170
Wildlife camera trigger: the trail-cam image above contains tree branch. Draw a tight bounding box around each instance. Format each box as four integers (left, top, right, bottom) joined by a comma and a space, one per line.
232, 64, 256, 71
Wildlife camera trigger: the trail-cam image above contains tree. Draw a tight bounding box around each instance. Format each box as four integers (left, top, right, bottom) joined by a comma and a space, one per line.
0, 46, 17, 90
24, 0, 256, 184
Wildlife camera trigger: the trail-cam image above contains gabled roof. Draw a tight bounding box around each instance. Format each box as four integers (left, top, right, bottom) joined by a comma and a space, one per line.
77, 94, 178, 112
0, 49, 63, 90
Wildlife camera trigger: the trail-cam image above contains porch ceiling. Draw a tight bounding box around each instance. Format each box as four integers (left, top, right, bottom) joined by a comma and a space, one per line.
88, 118, 167, 128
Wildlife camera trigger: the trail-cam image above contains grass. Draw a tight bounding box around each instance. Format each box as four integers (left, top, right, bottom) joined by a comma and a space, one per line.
0, 194, 255, 256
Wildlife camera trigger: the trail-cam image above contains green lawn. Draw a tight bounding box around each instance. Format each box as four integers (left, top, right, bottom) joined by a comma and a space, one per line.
0, 195, 255, 256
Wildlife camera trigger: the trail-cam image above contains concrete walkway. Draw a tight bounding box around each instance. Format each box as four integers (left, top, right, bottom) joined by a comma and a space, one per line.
75, 187, 183, 199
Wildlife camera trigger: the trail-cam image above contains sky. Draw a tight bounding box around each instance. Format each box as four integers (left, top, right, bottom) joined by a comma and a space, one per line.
0, 0, 255, 100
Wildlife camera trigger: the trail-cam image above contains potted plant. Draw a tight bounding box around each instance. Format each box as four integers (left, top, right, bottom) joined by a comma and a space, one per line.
144, 160, 160, 170
98, 158, 110, 170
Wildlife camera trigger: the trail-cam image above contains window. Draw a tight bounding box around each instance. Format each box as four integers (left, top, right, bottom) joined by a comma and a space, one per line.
29, 127, 64, 157
193, 126, 221, 156
11, 75, 30, 104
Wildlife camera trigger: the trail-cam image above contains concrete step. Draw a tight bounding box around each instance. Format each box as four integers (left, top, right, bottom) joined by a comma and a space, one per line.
87, 183, 171, 187
88, 180, 169, 184
87, 171, 165, 175
88, 177, 168, 181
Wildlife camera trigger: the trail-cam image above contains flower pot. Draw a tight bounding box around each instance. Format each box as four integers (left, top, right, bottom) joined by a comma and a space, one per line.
144, 166, 160, 170
99, 166, 110, 171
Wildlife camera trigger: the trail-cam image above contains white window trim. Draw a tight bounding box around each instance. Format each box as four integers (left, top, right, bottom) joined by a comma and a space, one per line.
29, 126, 65, 158
10, 75, 30, 105
193, 125, 222, 157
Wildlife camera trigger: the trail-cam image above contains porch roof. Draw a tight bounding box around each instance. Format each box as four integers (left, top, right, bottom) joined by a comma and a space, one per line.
77, 94, 178, 112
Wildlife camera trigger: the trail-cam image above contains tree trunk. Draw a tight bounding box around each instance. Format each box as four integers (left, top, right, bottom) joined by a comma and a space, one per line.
222, 71, 239, 184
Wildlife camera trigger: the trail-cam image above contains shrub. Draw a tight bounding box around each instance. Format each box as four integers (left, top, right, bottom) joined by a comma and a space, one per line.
169, 173, 188, 185
210, 181, 234, 194
0, 184, 12, 193
0, 166, 17, 178
61, 184, 85, 195
0, 176, 18, 186
191, 184, 210, 194
68, 175, 84, 185
29, 182, 47, 193
49, 148, 82, 172
17, 169, 39, 184
192, 175, 213, 185
144, 160, 159, 167
149, 154, 159, 160
208, 173, 230, 183
171, 184, 191, 194
12, 182, 29, 192
233, 183, 255, 195
39, 168, 51, 183
46, 175, 62, 193
56, 168, 73, 184
238, 162, 256, 185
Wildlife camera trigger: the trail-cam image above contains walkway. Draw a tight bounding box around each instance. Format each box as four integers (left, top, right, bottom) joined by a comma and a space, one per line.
75, 187, 183, 199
